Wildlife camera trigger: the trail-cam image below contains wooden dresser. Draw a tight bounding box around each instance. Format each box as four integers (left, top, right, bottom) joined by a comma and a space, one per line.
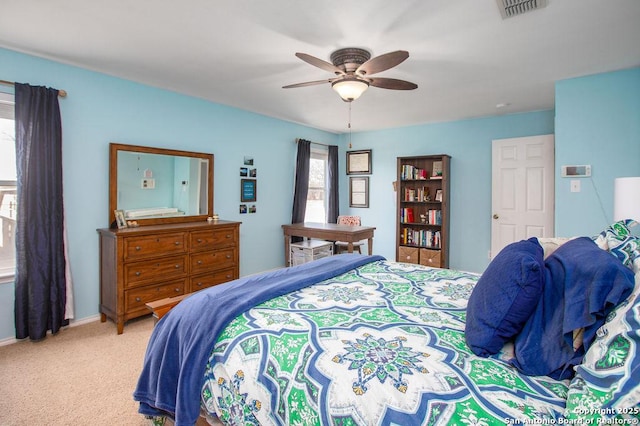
97, 220, 240, 334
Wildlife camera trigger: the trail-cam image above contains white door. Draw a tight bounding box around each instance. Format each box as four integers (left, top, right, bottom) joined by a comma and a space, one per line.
491, 135, 555, 259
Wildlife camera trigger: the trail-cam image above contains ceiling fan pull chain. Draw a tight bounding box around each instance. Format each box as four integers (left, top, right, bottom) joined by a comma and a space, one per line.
348, 102, 352, 149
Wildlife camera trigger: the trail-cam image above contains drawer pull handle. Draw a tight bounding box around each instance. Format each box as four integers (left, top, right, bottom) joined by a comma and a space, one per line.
135, 297, 141, 302
226, 235, 232, 239
135, 271, 141, 276
175, 288, 181, 292
135, 246, 141, 251
197, 260, 203, 265
196, 282, 203, 287
175, 242, 180, 246
175, 264, 180, 269
197, 238, 203, 243
226, 254, 231, 259
226, 274, 231, 279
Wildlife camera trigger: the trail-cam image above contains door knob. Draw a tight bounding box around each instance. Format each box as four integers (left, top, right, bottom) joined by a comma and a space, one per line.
493, 214, 499, 219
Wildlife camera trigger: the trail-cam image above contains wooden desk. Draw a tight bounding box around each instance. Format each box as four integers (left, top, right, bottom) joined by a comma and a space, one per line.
282, 222, 376, 266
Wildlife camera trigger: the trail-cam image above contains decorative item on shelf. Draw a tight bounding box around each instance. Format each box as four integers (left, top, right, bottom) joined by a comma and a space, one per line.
435, 189, 443, 202
431, 161, 443, 179
114, 209, 127, 229
127, 220, 139, 227
420, 214, 427, 224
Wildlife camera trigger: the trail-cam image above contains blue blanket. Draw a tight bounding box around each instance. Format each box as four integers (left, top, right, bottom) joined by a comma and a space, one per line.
133, 253, 385, 425
511, 237, 634, 379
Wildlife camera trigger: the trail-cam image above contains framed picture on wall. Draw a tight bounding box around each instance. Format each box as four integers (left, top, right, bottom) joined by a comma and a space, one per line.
349, 177, 369, 208
346, 150, 372, 175
240, 179, 257, 202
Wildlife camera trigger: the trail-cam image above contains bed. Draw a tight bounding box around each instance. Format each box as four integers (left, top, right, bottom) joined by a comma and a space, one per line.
134, 221, 640, 426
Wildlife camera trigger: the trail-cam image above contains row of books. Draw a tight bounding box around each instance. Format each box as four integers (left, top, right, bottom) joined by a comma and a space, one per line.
400, 161, 443, 180
402, 187, 430, 202
400, 208, 442, 225
400, 165, 428, 180
400, 229, 441, 248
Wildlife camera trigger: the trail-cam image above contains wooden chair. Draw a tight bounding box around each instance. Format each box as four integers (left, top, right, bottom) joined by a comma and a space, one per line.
334, 215, 364, 253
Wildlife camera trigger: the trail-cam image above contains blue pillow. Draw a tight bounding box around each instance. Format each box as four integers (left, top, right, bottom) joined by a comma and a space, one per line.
510, 237, 635, 379
465, 237, 544, 357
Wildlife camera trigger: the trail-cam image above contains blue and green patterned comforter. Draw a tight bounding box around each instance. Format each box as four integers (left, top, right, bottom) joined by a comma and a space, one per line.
201, 260, 569, 425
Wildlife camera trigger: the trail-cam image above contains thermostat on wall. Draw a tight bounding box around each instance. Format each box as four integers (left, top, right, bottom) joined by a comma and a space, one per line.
561, 165, 591, 178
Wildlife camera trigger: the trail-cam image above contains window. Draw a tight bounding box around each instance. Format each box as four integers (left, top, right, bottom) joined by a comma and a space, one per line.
0, 92, 16, 282
304, 147, 328, 223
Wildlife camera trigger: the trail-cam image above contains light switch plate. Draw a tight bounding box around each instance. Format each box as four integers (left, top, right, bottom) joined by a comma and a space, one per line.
570, 180, 581, 192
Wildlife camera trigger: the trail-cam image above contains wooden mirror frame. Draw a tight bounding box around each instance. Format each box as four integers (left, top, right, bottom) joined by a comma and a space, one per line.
109, 143, 214, 227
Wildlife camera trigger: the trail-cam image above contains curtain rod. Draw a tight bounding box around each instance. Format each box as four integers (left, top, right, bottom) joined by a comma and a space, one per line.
295, 138, 332, 148
0, 79, 67, 98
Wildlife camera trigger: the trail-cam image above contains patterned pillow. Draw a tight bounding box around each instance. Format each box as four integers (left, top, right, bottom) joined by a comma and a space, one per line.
564, 272, 640, 421
593, 220, 640, 271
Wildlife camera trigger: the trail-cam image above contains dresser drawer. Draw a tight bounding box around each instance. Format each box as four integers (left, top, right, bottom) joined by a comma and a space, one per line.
123, 232, 187, 261
190, 228, 237, 252
125, 279, 186, 313
189, 267, 237, 292
191, 247, 237, 274
124, 255, 187, 287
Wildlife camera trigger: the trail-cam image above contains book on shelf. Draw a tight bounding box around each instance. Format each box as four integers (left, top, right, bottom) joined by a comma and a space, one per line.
400, 207, 415, 223
401, 164, 428, 180
428, 209, 442, 225
403, 187, 430, 202
400, 229, 441, 248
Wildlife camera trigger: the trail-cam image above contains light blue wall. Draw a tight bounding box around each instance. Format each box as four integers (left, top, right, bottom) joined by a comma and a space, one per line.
0, 47, 338, 339
1, 45, 637, 341
555, 68, 640, 236
338, 111, 555, 273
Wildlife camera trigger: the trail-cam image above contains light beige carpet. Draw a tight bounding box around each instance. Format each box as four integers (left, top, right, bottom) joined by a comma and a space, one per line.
0, 316, 154, 426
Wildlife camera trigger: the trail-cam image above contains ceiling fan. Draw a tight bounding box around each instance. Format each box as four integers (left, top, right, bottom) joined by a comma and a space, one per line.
283, 47, 418, 102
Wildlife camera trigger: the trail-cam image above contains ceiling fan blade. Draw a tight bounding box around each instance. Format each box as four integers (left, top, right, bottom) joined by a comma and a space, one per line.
282, 78, 335, 89
356, 50, 409, 76
295, 52, 345, 75
368, 77, 418, 90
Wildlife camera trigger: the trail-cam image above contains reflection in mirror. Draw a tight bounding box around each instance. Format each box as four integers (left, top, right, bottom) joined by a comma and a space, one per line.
117, 152, 208, 218
109, 143, 213, 226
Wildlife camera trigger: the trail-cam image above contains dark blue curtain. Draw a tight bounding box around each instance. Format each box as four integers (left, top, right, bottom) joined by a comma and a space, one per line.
14, 83, 68, 340
327, 145, 339, 223
291, 139, 310, 224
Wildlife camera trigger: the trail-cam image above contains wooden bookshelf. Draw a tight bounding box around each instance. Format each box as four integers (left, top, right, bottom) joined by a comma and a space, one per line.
396, 155, 450, 268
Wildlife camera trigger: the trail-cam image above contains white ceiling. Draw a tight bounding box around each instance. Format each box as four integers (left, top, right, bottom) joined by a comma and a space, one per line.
1, 0, 639, 133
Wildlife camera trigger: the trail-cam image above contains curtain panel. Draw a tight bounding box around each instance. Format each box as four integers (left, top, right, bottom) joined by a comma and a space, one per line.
327, 145, 339, 223
291, 139, 311, 224
14, 83, 68, 340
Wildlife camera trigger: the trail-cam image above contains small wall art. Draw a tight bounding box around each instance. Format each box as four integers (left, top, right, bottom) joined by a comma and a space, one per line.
241, 178, 257, 202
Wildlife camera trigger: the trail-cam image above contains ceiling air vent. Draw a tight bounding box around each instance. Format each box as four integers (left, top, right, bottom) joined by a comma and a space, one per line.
496, 0, 548, 19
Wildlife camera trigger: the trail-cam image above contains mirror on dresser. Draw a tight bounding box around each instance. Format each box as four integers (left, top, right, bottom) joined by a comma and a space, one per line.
109, 143, 214, 226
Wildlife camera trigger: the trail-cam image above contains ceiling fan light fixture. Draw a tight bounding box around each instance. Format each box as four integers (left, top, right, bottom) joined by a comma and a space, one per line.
332, 78, 369, 102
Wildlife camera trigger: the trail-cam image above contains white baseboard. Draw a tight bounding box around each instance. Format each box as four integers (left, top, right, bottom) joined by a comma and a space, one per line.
0, 314, 101, 347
